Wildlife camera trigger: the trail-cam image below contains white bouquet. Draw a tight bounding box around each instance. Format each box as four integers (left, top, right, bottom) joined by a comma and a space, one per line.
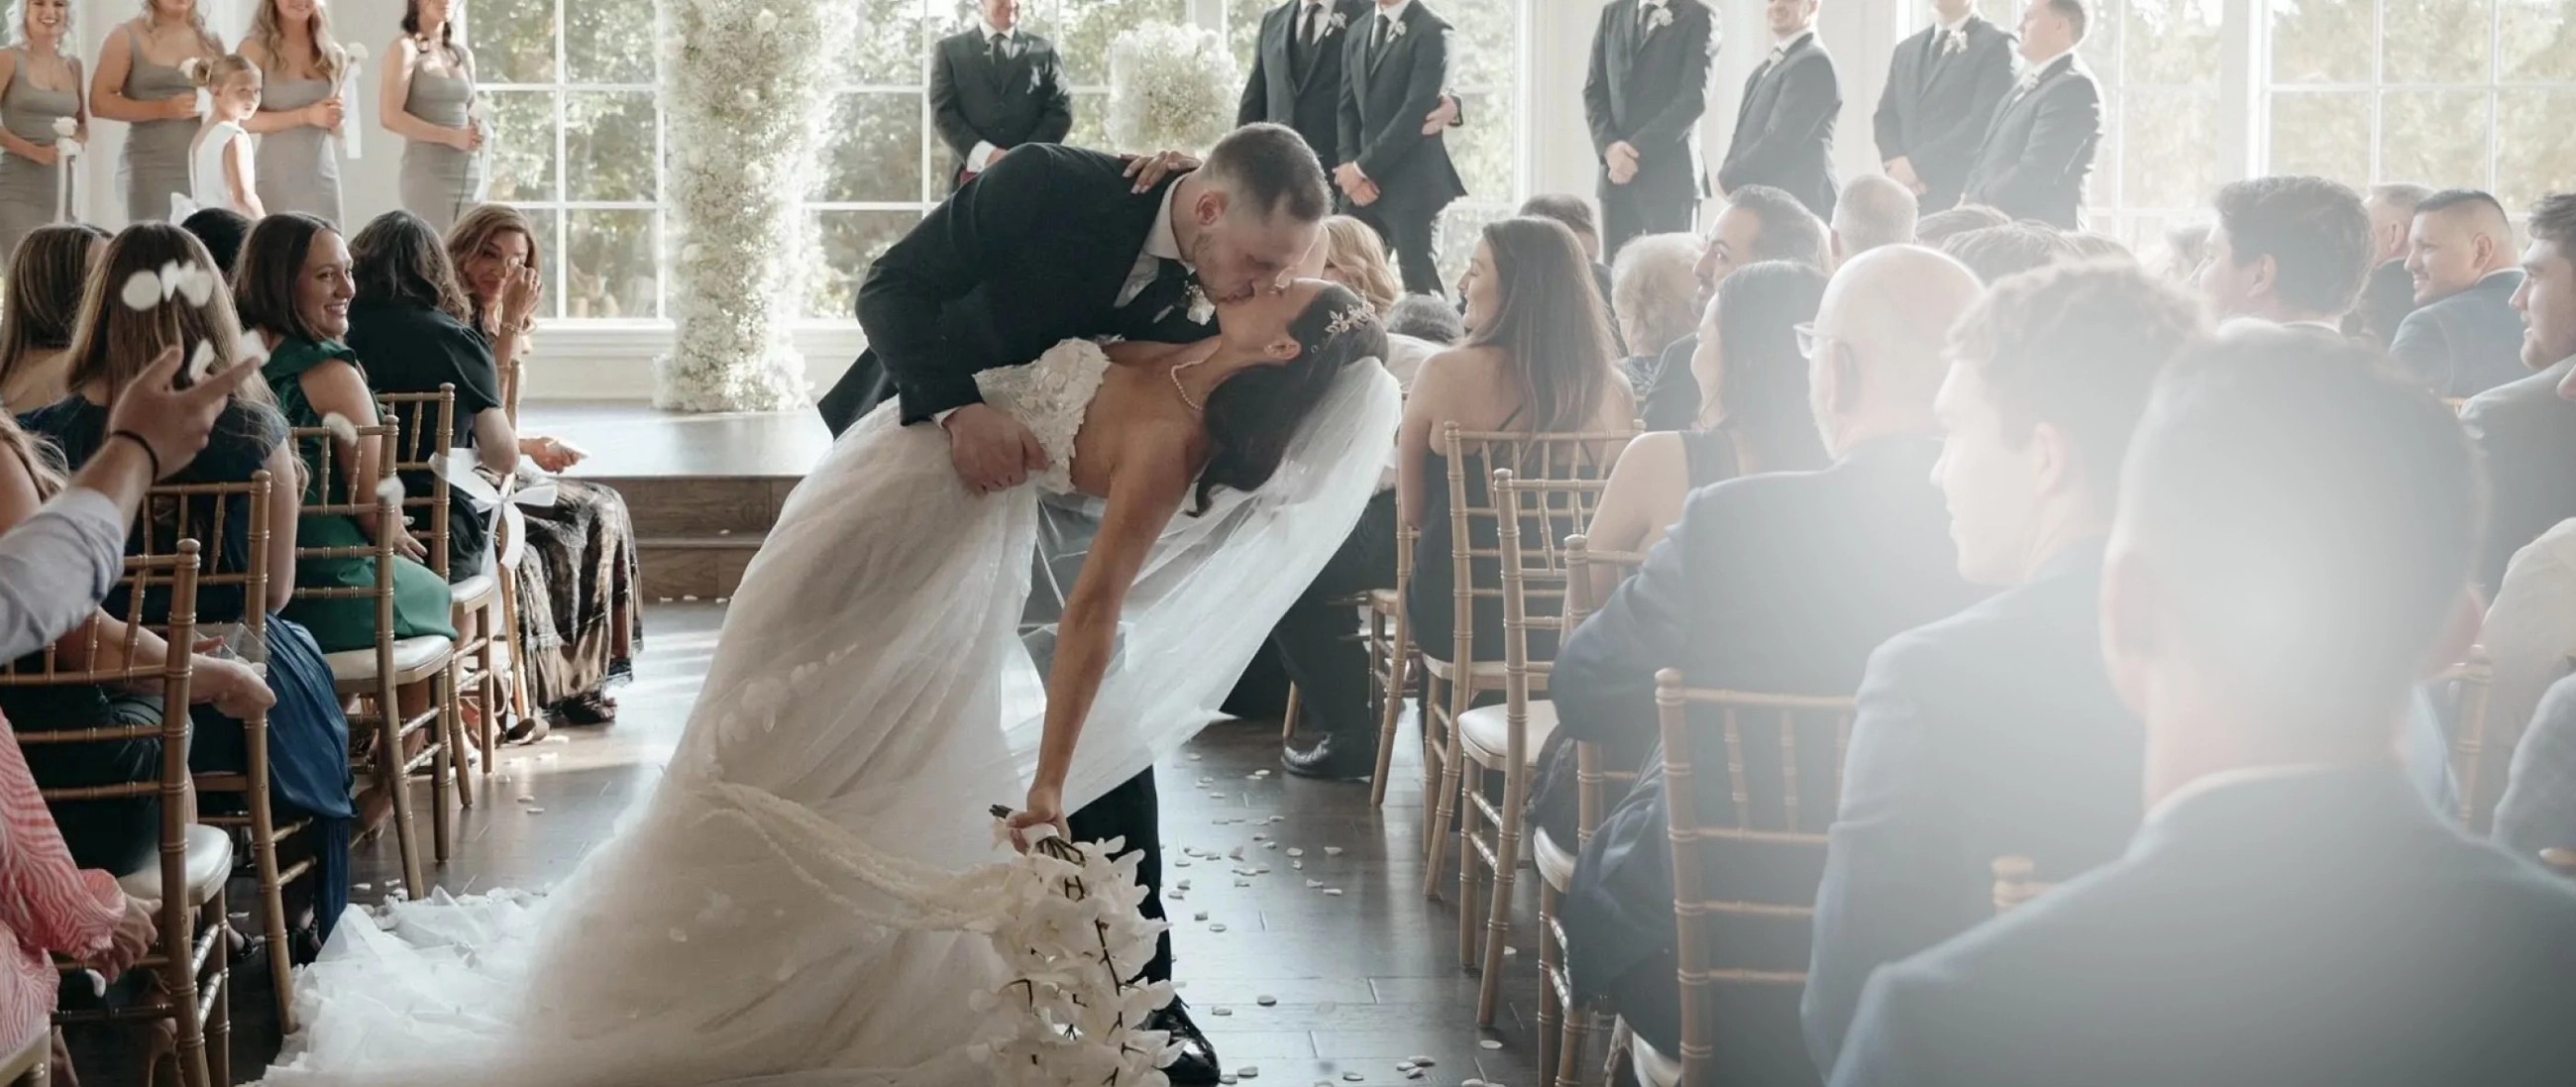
338, 43, 369, 160
1105, 24, 1239, 157
967, 807, 1183, 1087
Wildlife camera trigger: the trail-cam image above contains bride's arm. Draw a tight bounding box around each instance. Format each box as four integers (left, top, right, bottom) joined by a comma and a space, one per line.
1010, 427, 1197, 845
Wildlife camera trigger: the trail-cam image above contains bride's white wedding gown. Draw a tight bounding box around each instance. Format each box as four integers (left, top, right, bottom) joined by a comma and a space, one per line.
260, 341, 1401, 1087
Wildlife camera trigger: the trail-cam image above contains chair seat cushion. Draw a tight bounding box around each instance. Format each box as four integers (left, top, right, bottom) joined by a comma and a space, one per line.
1632, 1024, 1683, 1087
1458, 699, 1557, 767
450, 574, 498, 608
324, 636, 452, 686
116, 823, 234, 907
1535, 825, 1578, 891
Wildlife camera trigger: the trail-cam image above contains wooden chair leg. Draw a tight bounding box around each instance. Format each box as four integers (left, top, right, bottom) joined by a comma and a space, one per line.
500, 576, 535, 722
425, 676, 454, 865
1476, 775, 1530, 1027
1557, 1008, 1594, 1087
1538, 883, 1564, 1087
1455, 757, 1485, 957
1368, 650, 1408, 809
167, 913, 209, 1087
374, 685, 426, 896
441, 662, 475, 811
206, 889, 232, 1087
1280, 684, 1302, 743
246, 796, 295, 1033
1419, 676, 1449, 857
1422, 688, 1468, 898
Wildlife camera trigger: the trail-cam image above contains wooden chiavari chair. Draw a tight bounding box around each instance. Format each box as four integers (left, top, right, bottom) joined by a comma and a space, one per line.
1454, 470, 1613, 1026
376, 387, 491, 802
141, 473, 310, 1031
2, 546, 228, 1087
1422, 423, 1633, 890
288, 422, 452, 896
2437, 653, 2503, 833
1540, 535, 1644, 1087
2538, 847, 2576, 879
1637, 672, 1856, 1087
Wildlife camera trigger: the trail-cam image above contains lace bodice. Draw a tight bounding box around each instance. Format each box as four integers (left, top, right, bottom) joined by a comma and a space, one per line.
976, 339, 1112, 495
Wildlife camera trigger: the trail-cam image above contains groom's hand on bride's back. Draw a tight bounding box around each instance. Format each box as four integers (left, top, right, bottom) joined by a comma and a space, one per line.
943, 403, 1050, 494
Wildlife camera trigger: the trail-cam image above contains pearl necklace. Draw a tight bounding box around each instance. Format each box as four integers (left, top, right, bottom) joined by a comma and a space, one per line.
1169, 356, 1210, 412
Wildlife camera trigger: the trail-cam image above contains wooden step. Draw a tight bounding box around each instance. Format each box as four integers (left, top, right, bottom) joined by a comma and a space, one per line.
598, 474, 800, 538
637, 534, 764, 600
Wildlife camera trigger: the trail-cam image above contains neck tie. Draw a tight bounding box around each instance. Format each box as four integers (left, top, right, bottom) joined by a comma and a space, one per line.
989, 32, 1007, 64
1303, 2, 1326, 47
1640, 2, 1659, 30
1374, 13, 1394, 55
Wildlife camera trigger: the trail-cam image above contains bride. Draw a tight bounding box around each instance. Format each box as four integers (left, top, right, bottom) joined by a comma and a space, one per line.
261, 278, 1400, 1086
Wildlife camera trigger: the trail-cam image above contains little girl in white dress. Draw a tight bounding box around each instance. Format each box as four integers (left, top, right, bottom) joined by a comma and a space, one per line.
179, 54, 264, 219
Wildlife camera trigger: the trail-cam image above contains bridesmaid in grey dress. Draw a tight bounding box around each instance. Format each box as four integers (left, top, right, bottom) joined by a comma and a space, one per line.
0, 0, 84, 264
92, 6, 217, 224
242, 0, 347, 226
382, 0, 481, 235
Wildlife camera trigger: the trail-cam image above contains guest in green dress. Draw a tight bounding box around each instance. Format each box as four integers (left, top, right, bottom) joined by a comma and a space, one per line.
235, 212, 457, 652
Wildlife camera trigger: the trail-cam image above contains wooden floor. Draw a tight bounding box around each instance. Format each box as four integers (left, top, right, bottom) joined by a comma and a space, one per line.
213, 601, 1560, 1086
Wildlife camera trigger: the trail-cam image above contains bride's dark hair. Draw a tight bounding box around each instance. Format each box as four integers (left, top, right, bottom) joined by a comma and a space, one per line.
1194, 281, 1387, 515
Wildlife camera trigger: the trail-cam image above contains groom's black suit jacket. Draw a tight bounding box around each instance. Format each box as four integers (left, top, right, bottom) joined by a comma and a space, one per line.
1239, 0, 1372, 173
820, 145, 1214, 435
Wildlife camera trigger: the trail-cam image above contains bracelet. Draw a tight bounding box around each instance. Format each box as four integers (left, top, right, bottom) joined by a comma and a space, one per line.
107, 430, 162, 481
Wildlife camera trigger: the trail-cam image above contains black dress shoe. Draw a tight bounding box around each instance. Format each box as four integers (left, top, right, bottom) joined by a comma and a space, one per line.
1149, 997, 1222, 1085
1283, 731, 1376, 781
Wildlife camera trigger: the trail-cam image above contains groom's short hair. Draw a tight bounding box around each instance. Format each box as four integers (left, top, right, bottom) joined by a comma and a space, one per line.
1206, 123, 1333, 224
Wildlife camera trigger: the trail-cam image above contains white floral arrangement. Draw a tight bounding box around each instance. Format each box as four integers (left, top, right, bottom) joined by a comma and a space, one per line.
653, 0, 857, 411
968, 807, 1182, 1087
1105, 24, 1239, 158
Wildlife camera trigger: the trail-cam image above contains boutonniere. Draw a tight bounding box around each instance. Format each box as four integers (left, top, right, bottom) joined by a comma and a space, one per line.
1184, 282, 1216, 325
1328, 11, 1349, 33
1387, 19, 1407, 41
1942, 31, 1966, 55
1647, 7, 1674, 32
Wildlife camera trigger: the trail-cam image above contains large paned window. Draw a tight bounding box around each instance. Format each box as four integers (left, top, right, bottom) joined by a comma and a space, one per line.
476, 0, 664, 321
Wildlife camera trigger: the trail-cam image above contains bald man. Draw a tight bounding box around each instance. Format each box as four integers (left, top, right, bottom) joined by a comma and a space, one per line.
1555, 247, 1993, 1077
2395, 188, 2531, 397
1832, 172, 1922, 268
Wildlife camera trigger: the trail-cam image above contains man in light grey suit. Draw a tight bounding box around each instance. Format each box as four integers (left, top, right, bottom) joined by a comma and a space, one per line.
2393, 188, 2529, 398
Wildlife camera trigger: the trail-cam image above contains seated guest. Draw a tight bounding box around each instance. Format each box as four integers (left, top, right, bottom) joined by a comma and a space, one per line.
243, 213, 459, 653
0, 340, 252, 1087
2394, 188, 2529, 398
2347, 182, 2432, 346
445, 205, 642, 730
2059, 231, 2131, 263
1398, 216, 1633, 668
26, 221, 357, 954
1913, 203, 2008, 248
2476, 193, 2576, 738
2462, 192, 2576, 590
2195, 175, 2372, 332
2157, 221, 2210, 285
1639, 185, 1830, 429
1609, 233, 1704, 389
179, 206, 255, 277
1319, 215, 1402, 317
1829, 174, 1918, 269
0, 423, 270, 875
346, 209, 518, 582
1831, 330, 2576, 1087
1386, 291, 1463, 390
1556, 247, 1990, 1078
1519, 192, 1617, 311
0, 224, 107, 410
1800, 261, 2203, 1070
1530, 259, 1828, 847
1939, 222, 2080, 284
2495, 674, 2576, 854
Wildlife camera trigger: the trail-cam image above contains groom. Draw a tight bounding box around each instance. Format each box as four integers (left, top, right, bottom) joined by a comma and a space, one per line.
821, 123, 1333, 1083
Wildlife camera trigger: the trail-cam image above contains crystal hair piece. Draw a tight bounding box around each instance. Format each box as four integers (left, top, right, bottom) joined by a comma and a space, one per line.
1322, 304, 1376, 340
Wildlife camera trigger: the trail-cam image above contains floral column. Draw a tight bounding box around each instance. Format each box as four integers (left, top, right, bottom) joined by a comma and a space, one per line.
654, 0, 855, 411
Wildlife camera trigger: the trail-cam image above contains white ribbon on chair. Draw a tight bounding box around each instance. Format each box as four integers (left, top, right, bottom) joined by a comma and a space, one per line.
50, 116, 78, 223
339, 44, 368, 161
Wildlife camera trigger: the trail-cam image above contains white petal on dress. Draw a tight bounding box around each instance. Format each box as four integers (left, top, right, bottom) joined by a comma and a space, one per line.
259, 339, 1401, 1087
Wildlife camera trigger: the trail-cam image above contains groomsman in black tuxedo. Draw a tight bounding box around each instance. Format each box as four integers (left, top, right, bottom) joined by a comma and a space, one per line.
1583, 0, 1719, 257
1874, 0, 2014, 212
1337, 0, 1467, 296
1961, 0, 2101, 229
928, 0, 1073, 190
1239, 0, 1466, 176
1717, 0, 1842, 221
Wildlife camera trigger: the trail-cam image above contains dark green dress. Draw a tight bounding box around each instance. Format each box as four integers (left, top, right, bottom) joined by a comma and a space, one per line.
262, 337, 459, 652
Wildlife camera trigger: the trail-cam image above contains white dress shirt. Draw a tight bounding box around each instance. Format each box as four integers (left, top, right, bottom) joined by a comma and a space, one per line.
965, 20, 1024, 174
1115, 180, 1190, 308
0, 489, 126, 661
2484, 515, 2576, 748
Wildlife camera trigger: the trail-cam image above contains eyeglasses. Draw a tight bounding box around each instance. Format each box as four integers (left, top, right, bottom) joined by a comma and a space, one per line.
1794, 322, 1821, 360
